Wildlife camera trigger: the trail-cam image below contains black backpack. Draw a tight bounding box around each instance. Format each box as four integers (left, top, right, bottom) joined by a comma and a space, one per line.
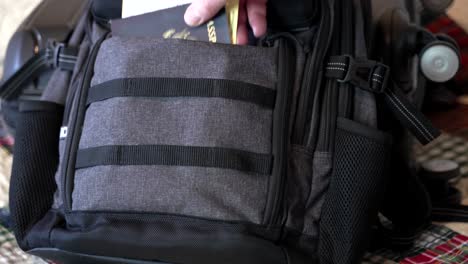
0, 0, 460, 263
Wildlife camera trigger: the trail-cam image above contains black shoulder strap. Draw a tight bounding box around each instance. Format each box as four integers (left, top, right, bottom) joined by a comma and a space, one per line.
325, 55, 441, 145
0, 42, 78, 101
432, 205, 468, 222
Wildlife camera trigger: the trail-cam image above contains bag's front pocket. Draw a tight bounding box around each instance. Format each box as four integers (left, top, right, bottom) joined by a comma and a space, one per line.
69, 37, 282, 225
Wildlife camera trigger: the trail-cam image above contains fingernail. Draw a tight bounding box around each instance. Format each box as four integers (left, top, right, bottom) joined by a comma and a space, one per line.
185, 9, 203, 26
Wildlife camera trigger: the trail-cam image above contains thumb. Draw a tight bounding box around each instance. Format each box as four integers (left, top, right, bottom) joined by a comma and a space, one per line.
185, 0, 226, 27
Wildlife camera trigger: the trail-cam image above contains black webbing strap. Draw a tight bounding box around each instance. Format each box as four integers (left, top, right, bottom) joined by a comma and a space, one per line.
432, 205, 468, 223
76, 145, 274, 175
0, 42, 78, 101
383, 87, 440, 144
87, 78, 277, 108
325, 55, 441, 145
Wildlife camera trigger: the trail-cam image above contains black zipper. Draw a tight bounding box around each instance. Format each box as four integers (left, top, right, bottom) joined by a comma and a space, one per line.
338, 0, 354, 119
62, 34, 108, 211
315, 80, 338, 151
294, 0, 334, 148
262, 36, 297, 227
63, 41, 92, 125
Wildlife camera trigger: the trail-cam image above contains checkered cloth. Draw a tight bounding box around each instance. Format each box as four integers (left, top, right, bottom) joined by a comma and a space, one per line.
363, 225, 468, 264
401, 234, 468, 264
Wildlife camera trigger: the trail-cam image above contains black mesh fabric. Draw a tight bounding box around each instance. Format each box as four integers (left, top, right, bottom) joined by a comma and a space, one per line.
318, 121, 391, 264
9, 102, 63, 249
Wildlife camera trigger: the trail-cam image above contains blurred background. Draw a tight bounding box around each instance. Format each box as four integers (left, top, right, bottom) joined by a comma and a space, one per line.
0, 1, 43, 263
0, 0, 41, 208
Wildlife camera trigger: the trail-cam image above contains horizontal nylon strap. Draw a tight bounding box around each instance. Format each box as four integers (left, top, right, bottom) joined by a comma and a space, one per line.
86, 78, 277, 108
76, 145, 274, 175
325, 55, 389, 93
324, 56, 349, 79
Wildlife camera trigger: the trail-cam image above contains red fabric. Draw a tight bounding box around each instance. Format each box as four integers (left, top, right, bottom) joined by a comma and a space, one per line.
400, 234, 468, 264
427, 16, 468, 85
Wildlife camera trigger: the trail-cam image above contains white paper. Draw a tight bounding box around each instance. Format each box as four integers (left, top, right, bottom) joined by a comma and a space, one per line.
122, 0, 193, 18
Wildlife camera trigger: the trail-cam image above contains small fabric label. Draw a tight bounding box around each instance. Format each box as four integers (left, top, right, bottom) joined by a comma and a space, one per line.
60, 126, 68, 139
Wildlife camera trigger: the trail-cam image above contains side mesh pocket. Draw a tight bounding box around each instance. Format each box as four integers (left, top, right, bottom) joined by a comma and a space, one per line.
9, 101, 63, 249
318, 118, 392, 264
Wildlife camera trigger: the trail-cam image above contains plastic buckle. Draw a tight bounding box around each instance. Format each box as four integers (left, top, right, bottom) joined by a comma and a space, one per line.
338, 55, 390, 94
47, 40, 65, 68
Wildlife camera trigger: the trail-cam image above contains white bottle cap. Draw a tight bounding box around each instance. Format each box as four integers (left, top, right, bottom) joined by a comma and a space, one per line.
420, 44, 459, 83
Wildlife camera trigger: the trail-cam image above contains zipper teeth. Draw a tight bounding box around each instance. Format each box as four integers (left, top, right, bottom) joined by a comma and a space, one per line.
63, 35, 107, 210
63, 81, 79, 124
297, 0, 333, 147
262, 33, 302, 227
269, 39, 291, 226
320, 84, 332, 150
292, 43, 318, 144
342, 0, 354, 118
303, 1, 334, 149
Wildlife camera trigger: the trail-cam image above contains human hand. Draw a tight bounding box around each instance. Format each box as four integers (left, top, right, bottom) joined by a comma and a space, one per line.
184, 0, 267, 44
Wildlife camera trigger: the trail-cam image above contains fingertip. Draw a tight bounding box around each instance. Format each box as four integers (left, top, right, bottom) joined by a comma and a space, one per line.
252, 22, 266, 37
184, 4, 203, 27
237, 23, 248, 45
246, 0, 267, 37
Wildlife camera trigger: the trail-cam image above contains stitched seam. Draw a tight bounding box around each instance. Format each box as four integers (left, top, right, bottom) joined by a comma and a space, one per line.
373, 73, 383, 79
326, 67, 346, 71
58, 58, 77, 64
59, 54, 78, 60
327, 62, 346, 66
388, 90, 435, 140
386, 93, 431, 142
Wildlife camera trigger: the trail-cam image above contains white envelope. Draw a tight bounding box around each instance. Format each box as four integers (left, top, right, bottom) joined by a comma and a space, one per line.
122, 0, 192, 18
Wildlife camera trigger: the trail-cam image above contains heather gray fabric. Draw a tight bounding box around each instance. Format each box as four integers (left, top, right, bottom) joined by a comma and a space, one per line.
73, 165, 268, 223
303, 151, 332, 236
79, 97, 273, 154
353, 89, 377, 127
285, 145, 314, 232
73, 37, 277, 222
90, 37, 278, 88
52, 139, 66, 209
285, 149, 332, 236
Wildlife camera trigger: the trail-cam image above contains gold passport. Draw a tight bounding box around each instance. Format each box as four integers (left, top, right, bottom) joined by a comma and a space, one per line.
226, 0, 240, 44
